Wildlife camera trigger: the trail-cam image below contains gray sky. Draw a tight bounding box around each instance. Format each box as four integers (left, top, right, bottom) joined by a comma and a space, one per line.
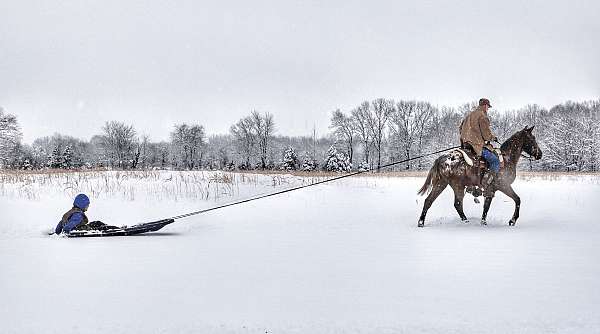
1, 0, 598, 143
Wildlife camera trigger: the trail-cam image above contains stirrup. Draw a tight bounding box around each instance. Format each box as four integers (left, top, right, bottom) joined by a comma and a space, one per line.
482, 172, 495, 186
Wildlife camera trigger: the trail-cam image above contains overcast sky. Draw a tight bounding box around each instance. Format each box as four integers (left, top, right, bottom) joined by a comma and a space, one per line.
1, 0, 598, 143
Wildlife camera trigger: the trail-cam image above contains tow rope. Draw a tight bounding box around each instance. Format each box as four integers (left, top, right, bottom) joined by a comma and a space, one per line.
167, 145, 460, 221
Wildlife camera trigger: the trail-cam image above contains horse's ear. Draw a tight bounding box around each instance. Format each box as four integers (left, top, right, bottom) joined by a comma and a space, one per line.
523, 126, 529, 131
528, 125, 535, 132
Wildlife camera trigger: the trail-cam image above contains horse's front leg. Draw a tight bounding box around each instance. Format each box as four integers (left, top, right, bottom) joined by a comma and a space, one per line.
481, 196, 494, 226
498, 185, 521, 226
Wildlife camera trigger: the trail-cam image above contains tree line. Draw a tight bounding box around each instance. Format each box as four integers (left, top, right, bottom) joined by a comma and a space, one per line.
0, 99, 598, 172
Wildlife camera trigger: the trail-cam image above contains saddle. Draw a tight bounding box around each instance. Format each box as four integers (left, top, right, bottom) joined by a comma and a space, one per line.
453, 145, 505, 198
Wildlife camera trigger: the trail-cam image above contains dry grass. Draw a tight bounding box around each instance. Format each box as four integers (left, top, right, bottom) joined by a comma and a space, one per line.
0, 170, 258, 201
231, 169, 600, 179
1, 169, 597, 202
231, 169, 430, 178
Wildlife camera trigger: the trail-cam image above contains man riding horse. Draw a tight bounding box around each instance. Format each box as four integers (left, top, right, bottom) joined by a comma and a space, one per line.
459, 98, 500, 189
417, 98, 543, 227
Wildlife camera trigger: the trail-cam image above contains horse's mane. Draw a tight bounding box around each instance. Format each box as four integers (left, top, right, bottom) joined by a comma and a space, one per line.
500, 130, 523, 152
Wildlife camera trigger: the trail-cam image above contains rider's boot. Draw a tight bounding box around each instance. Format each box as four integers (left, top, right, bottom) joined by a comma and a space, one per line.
481, 170, 497, 188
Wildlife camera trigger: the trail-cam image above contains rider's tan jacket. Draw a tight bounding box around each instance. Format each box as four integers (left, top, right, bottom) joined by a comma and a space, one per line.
459, 106, 496, 156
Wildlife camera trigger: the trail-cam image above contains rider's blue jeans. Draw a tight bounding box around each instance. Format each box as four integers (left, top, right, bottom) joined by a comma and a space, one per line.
482, 148, 500, 173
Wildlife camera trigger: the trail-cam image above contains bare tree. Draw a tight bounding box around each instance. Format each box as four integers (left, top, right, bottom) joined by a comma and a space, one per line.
132, 135, 151, 169
230, 116, 256, 168
206, 135, 234, 170
251, 111, 275, 169
367, 98, 394, 170
389, 100, 436, 169
351, 101, 373, 165
100, 121, 137, 169
170, 124, 206, 170
0, 107, 22, 168
330, 109, 356, 165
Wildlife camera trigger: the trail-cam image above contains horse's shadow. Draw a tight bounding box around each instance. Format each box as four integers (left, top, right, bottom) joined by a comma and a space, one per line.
419, 217, 514, 229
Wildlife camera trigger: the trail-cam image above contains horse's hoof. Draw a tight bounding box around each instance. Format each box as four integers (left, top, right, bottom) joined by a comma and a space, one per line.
509, 220, 516, 226
481, 219, 487, 226
461, 219, 469, 224
417, 220, 424, 227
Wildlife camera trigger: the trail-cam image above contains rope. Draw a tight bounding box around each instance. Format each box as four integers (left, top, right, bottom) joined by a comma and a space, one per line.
168, 145, 460, 221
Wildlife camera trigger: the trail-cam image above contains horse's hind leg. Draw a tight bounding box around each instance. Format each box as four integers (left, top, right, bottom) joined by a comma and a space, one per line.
481, 196, 494, 226
418, 182, 448, 227
450, 184, 468, 222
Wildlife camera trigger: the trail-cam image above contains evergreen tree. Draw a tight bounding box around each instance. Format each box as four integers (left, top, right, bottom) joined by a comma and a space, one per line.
22, 159, 32, 170
61, 145, 74, 169
358, 160, 370, 172
280, 146, 298, 170
323, 145, 352, 172
48, 145, 62, 168
301, 152, 317, 171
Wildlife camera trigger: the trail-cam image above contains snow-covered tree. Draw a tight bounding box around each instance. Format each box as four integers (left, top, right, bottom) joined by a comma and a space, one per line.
358, 160, 370, 172
367, 98, 394, 170
230, 116, 257, 168
330, 109, 356, 165
251, 111, 276, 169
61, 145, 74, 169
351, 101, 374, 166
388, 100, 436, 170
100, 121, 138, 169
48, 145, 62, 168
22, 159, 32, 170
301, 152, 318, 171
280, 146, 298, 170
0, 107, 22, 168
170, 124, 205, 170
323, 145, 352, 172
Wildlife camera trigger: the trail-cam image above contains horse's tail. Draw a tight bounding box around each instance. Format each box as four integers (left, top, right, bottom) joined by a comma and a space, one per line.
417, 158, 442, 196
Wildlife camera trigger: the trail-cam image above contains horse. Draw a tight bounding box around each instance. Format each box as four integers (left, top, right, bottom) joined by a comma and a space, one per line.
417, 126, 542, 227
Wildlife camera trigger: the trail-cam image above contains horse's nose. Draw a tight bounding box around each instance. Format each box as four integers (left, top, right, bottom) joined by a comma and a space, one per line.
536, 150, 543, 160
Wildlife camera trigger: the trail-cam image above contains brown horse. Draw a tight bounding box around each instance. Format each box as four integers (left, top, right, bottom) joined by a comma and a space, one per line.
417, 126, 542, 227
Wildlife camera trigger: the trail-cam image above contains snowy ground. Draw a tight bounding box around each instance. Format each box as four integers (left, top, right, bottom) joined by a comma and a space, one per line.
1, 170, 599, 333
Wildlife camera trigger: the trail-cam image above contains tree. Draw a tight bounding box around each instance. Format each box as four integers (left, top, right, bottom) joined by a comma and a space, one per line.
323, 145, 352, 172
0, 107, 22, 168
330, 109, 356, 165
61, 145, 74, 169
205, 135, 234, 170
230, 116, 256, 168
357, 160, 370, 172
367, 98, 394, 170
32, 134, 89, 169
351, 101, 373, 166
280, 146, 298, 170
170, 124, 205, 170
48, 145, 62, 168
389, 100, 436, 170
251, 111, 276, 169
100, 121, 137, 169
301, 152, 318, 171
230, 111, 276, 169
538, 101, 598, 171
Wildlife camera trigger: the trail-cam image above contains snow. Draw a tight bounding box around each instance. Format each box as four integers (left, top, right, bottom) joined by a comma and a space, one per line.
1, 171, 599, 333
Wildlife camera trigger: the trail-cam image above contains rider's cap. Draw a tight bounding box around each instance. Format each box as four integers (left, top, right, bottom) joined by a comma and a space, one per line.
479, 98, 492, 108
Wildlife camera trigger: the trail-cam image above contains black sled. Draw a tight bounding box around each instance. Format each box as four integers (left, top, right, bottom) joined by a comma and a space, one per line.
64, 219, 175, 238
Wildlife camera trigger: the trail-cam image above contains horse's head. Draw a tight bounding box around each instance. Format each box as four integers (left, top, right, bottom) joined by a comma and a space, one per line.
521, 126, 542, 160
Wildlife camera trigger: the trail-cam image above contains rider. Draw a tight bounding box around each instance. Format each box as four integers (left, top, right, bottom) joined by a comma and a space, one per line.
55, 193, 92, 234
459, 98, 500, 187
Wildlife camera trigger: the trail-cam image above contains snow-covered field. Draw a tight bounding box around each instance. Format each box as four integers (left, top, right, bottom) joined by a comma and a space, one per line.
1, 170, 599, 333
